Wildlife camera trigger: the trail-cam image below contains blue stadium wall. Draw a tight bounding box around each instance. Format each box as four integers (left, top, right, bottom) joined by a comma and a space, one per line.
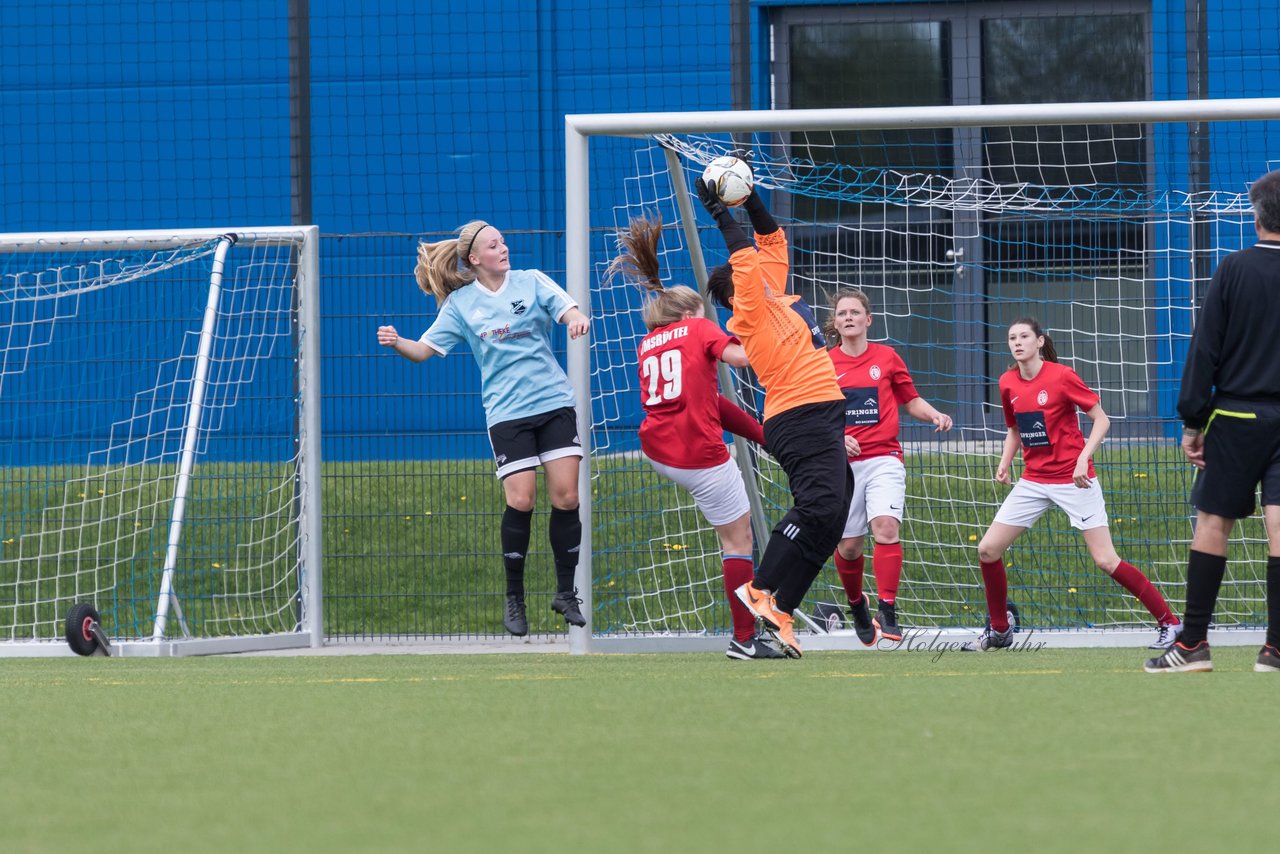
1, 1, 1276, 463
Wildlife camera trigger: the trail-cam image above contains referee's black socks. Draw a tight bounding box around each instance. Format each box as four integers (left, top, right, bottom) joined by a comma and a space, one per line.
1181, 549, 1227, 646
1268, 555, 1280, 649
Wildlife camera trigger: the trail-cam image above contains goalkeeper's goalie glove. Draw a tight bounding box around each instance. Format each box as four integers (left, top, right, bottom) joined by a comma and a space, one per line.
696, 178, 752, 254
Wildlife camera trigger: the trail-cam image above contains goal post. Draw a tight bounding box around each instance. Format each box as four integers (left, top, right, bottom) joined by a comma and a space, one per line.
566, 98, 1280, 653
0, 226, 322, 656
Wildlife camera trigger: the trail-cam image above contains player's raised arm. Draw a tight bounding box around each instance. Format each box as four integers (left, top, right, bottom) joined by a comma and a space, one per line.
377, 324, 436, 362
696, 177, 765, 321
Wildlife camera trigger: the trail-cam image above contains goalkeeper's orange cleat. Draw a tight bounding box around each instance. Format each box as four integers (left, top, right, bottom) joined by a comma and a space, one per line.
735, 582, 782, 631
769, 610, 803, 659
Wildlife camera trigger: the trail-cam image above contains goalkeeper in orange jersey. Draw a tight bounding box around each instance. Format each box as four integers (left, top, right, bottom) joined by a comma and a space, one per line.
695, 168, 851, 658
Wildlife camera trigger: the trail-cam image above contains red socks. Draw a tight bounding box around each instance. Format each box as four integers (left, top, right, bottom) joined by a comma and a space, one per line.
1111, 560, 1178, 625
873, 542, 903, 604
980, 559, 1010, 631
835, 552, 864, 604
723, 556, 757, 642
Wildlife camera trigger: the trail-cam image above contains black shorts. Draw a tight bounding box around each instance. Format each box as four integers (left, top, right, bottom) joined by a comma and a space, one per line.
487, 407, 583, 479
1191, 405, 1280, 519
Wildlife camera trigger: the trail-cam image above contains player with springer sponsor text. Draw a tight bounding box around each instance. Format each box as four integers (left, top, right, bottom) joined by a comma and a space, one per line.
376, 220, 591, 636
825, 288, 953, 646
606, 214, 782, 661
964, 316, 1181, 651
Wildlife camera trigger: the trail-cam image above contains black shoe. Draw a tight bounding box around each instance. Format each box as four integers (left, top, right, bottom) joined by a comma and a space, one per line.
1255, 644, 1280, 673
874, 601, 903, 642
847, 593, 878, 646
726, 635, 785, 660
962, 624, 1014, 651
551, 589, 587, 627
503, 595, 528, 637
1144, 640, 1212, 673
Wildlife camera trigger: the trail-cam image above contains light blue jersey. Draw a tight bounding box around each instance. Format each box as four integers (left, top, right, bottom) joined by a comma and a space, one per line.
420, 268, 578, 428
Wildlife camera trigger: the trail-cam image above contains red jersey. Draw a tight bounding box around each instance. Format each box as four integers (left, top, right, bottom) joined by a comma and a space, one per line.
828, 342, 920, 461
637, 317, 738, 468
999, 361, 1100, 484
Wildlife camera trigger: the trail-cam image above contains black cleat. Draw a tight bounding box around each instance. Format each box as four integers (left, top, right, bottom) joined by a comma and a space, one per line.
725, 635, 785, 660
847, 592, 878, 646
1255, 644, 1280, 673
1144, 640, 1213, 673
551, 589, 587, 627
874, 600, 903, 642
962, 624, 1014, 651
503, 594, 528, 637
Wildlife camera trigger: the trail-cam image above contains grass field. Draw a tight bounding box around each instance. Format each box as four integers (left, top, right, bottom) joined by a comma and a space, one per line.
4, 445, 1275, 641
1, 647, 1273, 853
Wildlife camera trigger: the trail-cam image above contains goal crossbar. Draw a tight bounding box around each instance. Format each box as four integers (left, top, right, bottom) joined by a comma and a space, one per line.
565, 97, 1280, 654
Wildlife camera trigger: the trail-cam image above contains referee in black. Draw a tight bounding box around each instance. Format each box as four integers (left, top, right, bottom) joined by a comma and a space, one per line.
1146, 169, 1280, 673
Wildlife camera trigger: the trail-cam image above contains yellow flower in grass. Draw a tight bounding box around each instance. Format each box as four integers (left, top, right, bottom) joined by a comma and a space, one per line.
968, 534, 978, 542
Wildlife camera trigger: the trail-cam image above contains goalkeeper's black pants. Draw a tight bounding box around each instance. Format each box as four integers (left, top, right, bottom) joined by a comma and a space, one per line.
756, 399, 853, 614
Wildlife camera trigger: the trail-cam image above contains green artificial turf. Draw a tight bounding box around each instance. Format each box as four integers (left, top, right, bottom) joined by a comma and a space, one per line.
0, 647, 1272, 853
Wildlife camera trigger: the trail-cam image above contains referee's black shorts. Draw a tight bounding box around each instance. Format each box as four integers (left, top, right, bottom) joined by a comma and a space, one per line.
1191, 401, 1280, 519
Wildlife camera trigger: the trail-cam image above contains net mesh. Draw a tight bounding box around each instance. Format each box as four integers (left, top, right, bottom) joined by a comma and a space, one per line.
0, 236, 308, 641
588, 123, 1278, 636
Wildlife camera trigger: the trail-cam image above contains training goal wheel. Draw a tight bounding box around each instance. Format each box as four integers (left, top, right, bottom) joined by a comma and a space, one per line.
1007, 602, 1021, 634
65, 603, 112, 657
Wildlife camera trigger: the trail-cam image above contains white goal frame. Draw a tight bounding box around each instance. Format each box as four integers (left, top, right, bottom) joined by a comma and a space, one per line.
565, 98, 1280, 654
0, 226, 322, 657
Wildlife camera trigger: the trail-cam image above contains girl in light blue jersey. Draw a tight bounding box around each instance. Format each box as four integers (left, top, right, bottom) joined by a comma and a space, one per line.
378, 220, 590, 637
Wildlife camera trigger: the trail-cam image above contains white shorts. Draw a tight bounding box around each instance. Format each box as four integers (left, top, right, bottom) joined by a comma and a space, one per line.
648, 457, 751, 527
993, 477, 1108, 530
842, 455, 907, 538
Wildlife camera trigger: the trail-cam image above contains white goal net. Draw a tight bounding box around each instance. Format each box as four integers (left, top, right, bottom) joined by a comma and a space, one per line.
0, 227, 321, 656
567, 99, 1280, 650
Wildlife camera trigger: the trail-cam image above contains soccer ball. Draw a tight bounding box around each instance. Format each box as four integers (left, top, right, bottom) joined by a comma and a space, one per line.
701, 156, 754, 207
